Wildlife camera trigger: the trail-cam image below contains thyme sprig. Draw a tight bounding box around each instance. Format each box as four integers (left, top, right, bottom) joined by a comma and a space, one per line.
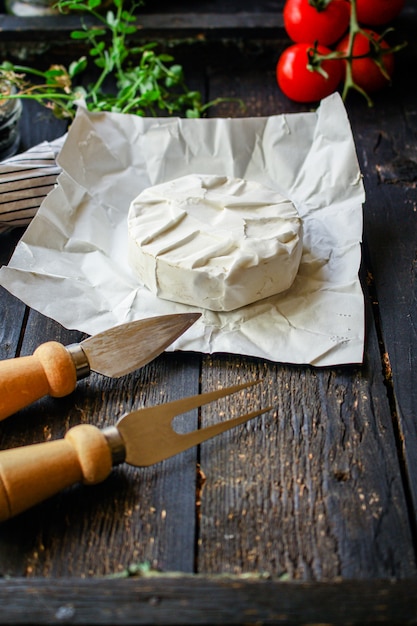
0, 0, 243, 120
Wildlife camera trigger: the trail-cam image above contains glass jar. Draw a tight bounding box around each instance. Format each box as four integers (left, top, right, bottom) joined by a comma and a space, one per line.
5, 0, 113, 14
5, 0, 59, 15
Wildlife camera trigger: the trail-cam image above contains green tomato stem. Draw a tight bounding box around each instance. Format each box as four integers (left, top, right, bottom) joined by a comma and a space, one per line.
310, 0, 406, 107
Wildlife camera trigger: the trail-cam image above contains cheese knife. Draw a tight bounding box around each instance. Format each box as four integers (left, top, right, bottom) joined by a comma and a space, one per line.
0, 312, 201, 421
0, 381, 271, 521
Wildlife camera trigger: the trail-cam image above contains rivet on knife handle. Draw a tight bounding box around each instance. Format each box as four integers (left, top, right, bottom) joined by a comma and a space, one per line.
0, 342, 78, 421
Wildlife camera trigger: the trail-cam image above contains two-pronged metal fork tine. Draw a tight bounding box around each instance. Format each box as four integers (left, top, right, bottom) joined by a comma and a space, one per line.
113, 380, 272, 467
155, 405, 271, 459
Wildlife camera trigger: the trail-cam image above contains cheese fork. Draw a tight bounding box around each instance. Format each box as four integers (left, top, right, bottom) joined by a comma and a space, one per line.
0, 381, 271, 521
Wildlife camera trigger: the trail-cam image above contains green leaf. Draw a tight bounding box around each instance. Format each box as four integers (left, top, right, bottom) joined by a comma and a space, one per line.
58, 0, 83, 10
0, 61, 14, 71
121, 10, 136, 21
70, 30, 91, 39
139, 89, 160, 104
169, 64, 183, 77
138, 76, 156, 93
151, 66, 163, 80
90, 41, 106, 55
165, 77, 176, 88
185, 108, 201, 118
142, 42, 158, 50
119, 23, 137, 35
158, 54, 174, 62
69, 57, 88, 76
187, 90, 201, 99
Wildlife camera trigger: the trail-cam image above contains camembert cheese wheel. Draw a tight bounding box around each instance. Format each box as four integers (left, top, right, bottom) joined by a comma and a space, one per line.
127, 174, 303, 311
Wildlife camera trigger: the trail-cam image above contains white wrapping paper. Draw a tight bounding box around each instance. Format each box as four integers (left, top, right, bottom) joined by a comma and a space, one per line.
0, 93, 365, 366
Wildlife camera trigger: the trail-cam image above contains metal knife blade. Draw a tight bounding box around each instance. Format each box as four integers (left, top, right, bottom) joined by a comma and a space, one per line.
110, 381, 268, 467
68, 312, 201, 378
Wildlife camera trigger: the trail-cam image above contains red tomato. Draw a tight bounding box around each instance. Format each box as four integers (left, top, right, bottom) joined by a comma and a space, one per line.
276, 42, 343, 102
336, 29, 395, 93
356, 0, 405, 26
283, 0, 350, 46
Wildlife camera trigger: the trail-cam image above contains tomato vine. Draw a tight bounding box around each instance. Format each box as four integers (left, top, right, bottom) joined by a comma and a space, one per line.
278, 0, 407, 106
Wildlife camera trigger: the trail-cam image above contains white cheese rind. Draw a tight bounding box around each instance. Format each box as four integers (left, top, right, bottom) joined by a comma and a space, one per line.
127, 174, 303, 311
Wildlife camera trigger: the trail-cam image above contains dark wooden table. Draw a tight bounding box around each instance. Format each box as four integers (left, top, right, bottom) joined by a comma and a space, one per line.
1, 1, 417, 624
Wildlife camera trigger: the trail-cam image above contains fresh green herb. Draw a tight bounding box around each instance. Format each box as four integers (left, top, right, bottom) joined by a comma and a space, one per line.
0, 0, 242, 120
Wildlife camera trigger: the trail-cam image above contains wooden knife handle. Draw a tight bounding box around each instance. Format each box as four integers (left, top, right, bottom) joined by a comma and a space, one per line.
0, 424, 113, 521
0, 341, 78, 421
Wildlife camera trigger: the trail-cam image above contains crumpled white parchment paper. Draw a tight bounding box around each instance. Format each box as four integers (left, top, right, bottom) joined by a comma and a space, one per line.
0, 93, 365, 366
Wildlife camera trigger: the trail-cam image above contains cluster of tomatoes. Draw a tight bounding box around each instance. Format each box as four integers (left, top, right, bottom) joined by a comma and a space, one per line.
276, 0, 405, 104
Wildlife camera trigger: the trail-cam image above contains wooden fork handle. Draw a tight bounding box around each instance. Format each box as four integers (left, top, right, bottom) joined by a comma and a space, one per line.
0, 424, 113, 521
0, 341, 78, 421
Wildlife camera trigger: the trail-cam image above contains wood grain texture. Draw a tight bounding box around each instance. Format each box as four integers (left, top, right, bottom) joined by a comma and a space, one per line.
197, 341, 417, 579
0, 349, 201, 576
347, 34, 417, 521
0, 286, 26, 362
0, 230, 27, 362
0, 577, 417, 625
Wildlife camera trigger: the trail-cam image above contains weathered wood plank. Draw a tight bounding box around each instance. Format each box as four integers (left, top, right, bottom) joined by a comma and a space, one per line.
1, 576, 417, 625
197, 56, 417, 579
0, 231, 27, 361
197, 323, 417, 579
0, 12, 285, 45
0, 329, 201, 576
347, 27, 417, 521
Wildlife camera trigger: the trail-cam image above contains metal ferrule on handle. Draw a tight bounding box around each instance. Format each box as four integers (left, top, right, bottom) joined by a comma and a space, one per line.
65, 344, 91, 380
102, 426, 127, 466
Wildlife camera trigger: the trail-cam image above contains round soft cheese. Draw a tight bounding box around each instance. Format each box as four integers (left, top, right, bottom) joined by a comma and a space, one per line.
127, 174, 303, 312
